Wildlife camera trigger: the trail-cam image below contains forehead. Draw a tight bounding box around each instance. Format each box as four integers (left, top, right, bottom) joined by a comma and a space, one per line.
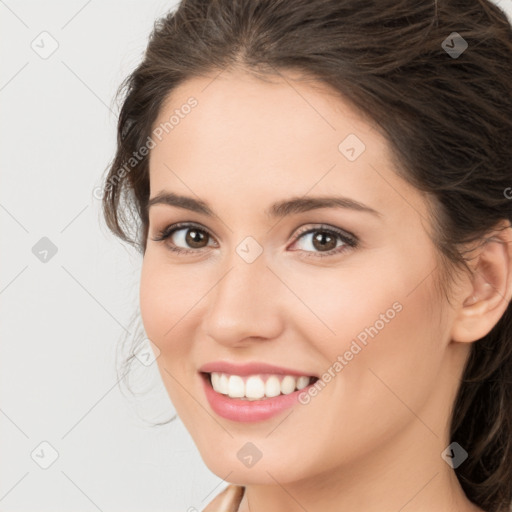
148, 70, 427, 221
151, 69, 375, 163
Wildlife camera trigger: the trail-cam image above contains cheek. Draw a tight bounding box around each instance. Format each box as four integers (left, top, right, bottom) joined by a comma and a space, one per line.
139, 254, 200, 414
139, 251, 197, 348
139, 257, 168, 344
321, 283, 443, 455
292, 248, 445, 426
138, 253, 198, 395
274, 250, 407, 351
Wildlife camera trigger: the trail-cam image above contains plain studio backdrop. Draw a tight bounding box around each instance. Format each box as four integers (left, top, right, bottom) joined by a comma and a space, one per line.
1, 1, 511, 511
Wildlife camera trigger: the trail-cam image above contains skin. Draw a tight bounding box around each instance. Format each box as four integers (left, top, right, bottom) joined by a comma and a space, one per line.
139, 68, 512, 512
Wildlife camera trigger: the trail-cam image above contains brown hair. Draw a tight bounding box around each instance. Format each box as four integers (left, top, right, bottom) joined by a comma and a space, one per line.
101, 1, 512, 510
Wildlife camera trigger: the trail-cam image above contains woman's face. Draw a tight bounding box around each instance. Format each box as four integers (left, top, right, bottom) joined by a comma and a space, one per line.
140, 69, 469, 486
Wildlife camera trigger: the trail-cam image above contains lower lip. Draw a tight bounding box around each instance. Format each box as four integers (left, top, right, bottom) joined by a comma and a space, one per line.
200, 373, 315, 423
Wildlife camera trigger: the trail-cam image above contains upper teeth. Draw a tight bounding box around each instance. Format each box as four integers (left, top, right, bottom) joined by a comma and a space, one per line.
210, 372, 312, 400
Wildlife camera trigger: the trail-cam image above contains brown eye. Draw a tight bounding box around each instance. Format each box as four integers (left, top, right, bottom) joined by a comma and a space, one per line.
289, 224, 358, 259
310, 231, 338, 251
184, 227, 209, 248
152, 222, 217, 254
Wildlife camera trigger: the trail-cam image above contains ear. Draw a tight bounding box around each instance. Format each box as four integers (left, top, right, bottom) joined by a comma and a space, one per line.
450, 219, 512, 343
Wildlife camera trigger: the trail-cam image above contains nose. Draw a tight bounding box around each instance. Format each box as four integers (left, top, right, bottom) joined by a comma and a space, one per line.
202, 250, 285, 347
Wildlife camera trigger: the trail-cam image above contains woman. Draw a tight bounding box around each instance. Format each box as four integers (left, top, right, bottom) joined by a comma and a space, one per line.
101, 0, 512, 511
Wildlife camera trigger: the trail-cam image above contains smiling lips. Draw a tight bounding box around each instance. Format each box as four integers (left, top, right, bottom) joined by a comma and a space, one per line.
198, 361, 319, 422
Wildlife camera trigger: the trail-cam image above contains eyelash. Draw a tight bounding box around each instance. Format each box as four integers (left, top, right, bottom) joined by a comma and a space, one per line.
151, 221, 359, 259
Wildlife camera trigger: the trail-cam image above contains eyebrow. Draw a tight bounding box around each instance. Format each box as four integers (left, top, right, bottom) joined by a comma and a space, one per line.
147, 191, 381, 218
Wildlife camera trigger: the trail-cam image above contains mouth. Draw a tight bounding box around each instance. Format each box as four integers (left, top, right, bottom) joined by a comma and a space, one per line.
200, 371, 319, 401
199, 371, 320, 422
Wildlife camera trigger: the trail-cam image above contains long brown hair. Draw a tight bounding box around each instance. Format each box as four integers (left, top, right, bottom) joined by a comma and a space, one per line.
101, 1, 512, 510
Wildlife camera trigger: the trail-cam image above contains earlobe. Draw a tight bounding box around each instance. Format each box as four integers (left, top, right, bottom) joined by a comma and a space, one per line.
450, 220, 512, 344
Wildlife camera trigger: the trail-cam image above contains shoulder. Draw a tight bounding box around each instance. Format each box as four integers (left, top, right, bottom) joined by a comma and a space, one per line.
202, 484, 245, 512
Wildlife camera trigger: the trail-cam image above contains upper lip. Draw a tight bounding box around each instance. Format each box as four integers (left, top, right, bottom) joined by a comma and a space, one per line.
199, 361, 318, 378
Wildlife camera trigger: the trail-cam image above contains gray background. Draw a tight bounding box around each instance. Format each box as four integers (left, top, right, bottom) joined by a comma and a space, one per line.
1, 1, 511, 511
